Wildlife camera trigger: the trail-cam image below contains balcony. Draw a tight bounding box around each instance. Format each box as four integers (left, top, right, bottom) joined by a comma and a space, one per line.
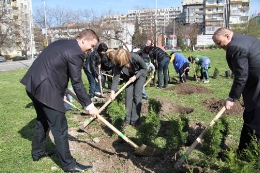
230, 0, 243, 4
12, 5, 18, 10
206, 3, 217, 7
13, 13, 18, 20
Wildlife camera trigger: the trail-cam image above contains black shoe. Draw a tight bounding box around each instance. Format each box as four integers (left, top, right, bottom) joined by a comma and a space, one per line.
32, 151, 55, 161
65, 162, 92, 172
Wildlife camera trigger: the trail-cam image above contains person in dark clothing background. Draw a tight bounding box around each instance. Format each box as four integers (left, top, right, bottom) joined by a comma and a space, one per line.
212, 27, 260, 152
20, 29, 99, 172
101, 50, 115, 89
84, 42, 108, 98
147, 46, 170, 88
110, 48, 147, 127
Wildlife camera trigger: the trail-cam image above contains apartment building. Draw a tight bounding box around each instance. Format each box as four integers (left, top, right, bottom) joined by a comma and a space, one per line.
103, 7, 182, 36
182, 0, 204, 24
204, 0, 250, 35
1, 0, 35, 56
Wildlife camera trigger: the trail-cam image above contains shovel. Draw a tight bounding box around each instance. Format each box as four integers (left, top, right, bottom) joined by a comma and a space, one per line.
66, 89, 80, 103
143, 77, 153, 88
174, 106, 226, 170
192, 63, 198, 82
79, 80, 132, 130
98, 66, 103, 96
65, 96, 163, 157
96, 113, 163, 157
102, 73, 123, 80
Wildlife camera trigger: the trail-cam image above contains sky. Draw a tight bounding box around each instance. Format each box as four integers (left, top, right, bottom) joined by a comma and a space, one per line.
32, 0, 260, 16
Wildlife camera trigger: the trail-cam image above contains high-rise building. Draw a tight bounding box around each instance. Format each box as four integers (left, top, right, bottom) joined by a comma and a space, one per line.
182, 0, 204, 24
0, 0, 34, 56
204, 0, 250, 35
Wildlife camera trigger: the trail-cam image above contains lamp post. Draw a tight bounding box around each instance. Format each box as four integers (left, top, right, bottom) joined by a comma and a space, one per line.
155, 0, 157, 46
43, 0, 48, 46
29, 0, 33, 60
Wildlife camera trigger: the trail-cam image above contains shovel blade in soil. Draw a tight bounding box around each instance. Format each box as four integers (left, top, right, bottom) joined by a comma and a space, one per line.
135, 144, 163, 157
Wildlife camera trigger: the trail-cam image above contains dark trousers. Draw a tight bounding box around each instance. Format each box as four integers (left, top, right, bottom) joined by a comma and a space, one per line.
27, 91, 76, 171
157, 57, 170, 88
238, 107, 260, 151
125, 75, 146, 125
200, 68, 209, 80
179, 62, 190, 83
84, 70, 100, 98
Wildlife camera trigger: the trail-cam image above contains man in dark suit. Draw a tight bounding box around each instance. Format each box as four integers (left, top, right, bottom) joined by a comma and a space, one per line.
21, 29, 99, 172
212, 28, 260, 152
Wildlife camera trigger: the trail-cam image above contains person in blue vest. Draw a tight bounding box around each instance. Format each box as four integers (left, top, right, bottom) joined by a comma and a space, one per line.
170, 52, 190, 83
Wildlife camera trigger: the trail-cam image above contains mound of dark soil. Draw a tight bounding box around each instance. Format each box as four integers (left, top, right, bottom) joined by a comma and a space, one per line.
165, 83, 213, 95
201, 98, 244, 115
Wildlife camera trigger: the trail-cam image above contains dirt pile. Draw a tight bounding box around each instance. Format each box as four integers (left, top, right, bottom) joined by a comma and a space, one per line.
201, 98, 244, 115
165, 83, 213, 95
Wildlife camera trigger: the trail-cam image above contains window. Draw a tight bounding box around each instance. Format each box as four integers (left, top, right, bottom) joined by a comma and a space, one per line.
231, 10, 238, 14
217, 7, 223, 12
207, 0, 214, 4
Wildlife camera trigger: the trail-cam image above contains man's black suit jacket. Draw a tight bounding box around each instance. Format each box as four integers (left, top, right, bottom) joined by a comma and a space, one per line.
21, 39, 92, 113
226, 34, 260, 112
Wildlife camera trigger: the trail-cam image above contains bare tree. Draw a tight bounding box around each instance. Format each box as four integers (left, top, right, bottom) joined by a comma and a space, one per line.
0, 1, 14, 50
231, 14, 260, 39
33, 25, 44, 52
33, 5, 77, 28
185, 23, 199, 51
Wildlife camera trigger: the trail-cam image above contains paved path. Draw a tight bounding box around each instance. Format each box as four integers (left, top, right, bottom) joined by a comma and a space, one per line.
0, 59, 34, 72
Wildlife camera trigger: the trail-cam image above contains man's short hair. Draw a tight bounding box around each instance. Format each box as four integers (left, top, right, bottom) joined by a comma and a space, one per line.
77, 29, 99, 42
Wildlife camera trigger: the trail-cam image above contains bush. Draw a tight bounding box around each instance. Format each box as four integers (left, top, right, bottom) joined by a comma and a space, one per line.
219, 135, 260, 173
148, 98, 162, 115
201, 117, 229, 158
213, 68, 220, 79
166, 114, 189, 150
3, 54, 11, 60
181, 45, 190, 52
136, 108, 161, 144
106, 100, 127, 131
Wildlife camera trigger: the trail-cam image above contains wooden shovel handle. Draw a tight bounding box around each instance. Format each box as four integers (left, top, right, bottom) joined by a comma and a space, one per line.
66, 89, 79, 102
174, 106, 226, 169
80, 80, 132, 129
64, 99, 81, 111
96, 114, 139, 149
65, 98, 139, 149
193, 63, 198, 81
98, 66, 103, 96
102, 73, 123, 80
143, 77, 152, 88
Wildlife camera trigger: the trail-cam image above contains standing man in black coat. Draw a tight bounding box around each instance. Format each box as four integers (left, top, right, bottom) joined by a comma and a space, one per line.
21, 29, 99, 172
212, 28, 260, 152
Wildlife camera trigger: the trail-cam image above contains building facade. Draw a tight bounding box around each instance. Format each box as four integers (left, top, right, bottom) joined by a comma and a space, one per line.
0, 0, 35, 56
204, 0, 250, 35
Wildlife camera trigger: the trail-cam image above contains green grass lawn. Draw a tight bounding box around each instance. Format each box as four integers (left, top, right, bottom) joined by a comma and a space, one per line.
0, 48, 244, 172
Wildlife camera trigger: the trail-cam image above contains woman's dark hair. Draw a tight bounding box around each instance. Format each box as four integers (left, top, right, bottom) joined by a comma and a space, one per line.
97, 42, 108, 53
143, 46, 151, 54
188, 56, 193, 62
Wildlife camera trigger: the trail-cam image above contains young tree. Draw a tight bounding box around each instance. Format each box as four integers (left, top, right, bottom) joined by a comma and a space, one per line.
0, 2, 15, 50
132, 17, 147, 48
230, 14, 260, 39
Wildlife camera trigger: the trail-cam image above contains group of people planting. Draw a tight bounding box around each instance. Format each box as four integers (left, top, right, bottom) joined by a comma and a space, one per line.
20, 27, 260, 172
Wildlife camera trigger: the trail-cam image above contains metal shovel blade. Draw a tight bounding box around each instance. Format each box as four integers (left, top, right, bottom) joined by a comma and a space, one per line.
135, 144, 163, 157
